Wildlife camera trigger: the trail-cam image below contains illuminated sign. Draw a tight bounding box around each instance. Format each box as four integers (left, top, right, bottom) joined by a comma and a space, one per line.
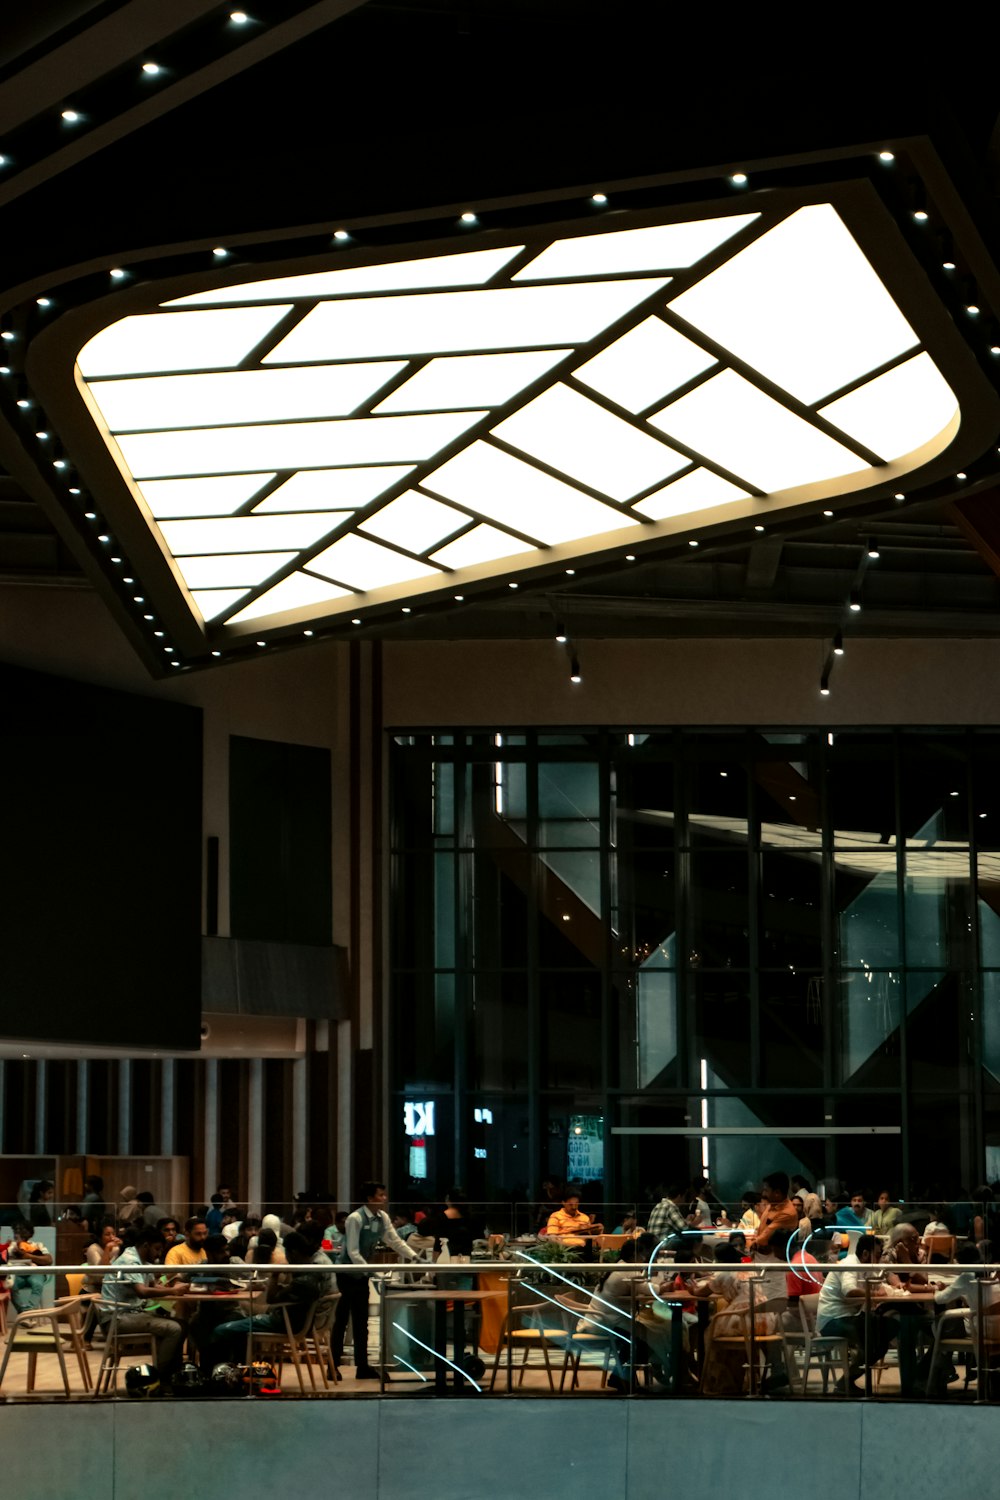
404, 1100, 435, 1137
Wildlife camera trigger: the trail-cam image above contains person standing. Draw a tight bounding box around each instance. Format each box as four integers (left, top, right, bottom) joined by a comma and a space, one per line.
332, 1181, 418, 1379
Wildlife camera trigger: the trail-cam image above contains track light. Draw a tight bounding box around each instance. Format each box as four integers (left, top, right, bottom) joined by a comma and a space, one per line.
867, 537, 880, 559
849, 590, 862, 612
833, 631, 844, 656
820, 672, 831, 697
570, 654, 582, 685
555, 624, 567, 643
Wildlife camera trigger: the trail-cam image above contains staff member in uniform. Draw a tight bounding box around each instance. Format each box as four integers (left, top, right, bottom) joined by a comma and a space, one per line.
332, 1180, 418, 1378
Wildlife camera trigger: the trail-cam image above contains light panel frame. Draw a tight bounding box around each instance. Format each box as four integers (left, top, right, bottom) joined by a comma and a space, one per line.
20, 167, 1000, 666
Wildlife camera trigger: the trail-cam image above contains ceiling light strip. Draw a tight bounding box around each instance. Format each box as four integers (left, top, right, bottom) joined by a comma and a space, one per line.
803, 343, 930, 412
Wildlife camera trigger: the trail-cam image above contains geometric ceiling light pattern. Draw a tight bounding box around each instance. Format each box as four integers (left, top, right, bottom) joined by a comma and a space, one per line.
76, 202, 960, 634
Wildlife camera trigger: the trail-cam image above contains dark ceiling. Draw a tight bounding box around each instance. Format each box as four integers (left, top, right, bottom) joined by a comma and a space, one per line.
3, 2, 1000, 657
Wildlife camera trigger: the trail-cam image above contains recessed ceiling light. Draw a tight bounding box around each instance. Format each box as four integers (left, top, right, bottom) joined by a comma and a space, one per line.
754, 524, 765, 532
460, 212, 478, 225
144, 614, 153, 620
565, 569, 575, 575
0, 366, 9, 375
820, 685, 831, 697
109, 268, 126, 280
956, 471, 967, 479
893, 492, 905, 500
913, 210, 929, 222
53, 458, 66, 468
256, 639, 266, 646
942, 261, 956, 270
111, 556, 122, 564
212, 649, 222, 656
688, 538, 699, 546
591, 192, 608, 205
878, 151, 895, 162
991, 347, 1000, 356
351, 617, 361, 624
454, 595, 464, 601
730, 172, 748, 186
303, 629, 314, 636
154, 630, 164, 636
69, 487, 81, 495
0, 155, 9, 167
35, 430, 48, 440
0, 330, 14, 341
625, 553, 636, 560
97, 533, 110, 542
401, 606, 412, 613
213, 247, 229, 258
823, 509, 834, 517
16, 398, 29, 408
61, 109, 81, 123
333, 229, 350, 242
508, 581, 518, 588
142, 61, 161, 74
36, 297, 51, 308
230, 10, 249, 21
84, 511, 97, 519
967, 305, 980, 316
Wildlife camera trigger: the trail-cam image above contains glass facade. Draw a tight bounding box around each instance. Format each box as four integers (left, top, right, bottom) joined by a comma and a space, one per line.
389, 729, 1000, 1206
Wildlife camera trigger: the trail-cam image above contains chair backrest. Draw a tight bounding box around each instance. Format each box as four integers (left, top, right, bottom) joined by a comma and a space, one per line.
799, 1293, 819, 1333
923, 1235, 957, 1261
65, 1273, 85, 1298
598, 1234, 627, 1253
311, 1292, 340, 1333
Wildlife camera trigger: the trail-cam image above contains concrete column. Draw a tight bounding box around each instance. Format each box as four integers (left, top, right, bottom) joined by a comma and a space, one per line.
247, 1058, 263, 1213
34, 1059, 47, 1154
117, 1059, 131, 1154
292, 1056, 308, 1196
203, 1059, 219, 1201
337, 1019, 352, 1206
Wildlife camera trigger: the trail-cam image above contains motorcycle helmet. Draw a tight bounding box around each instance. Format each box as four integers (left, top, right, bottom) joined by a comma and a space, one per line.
124, 1363, 161, 1398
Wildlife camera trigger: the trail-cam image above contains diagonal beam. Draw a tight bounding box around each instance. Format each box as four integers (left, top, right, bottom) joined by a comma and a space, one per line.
949, 487, 1000, 581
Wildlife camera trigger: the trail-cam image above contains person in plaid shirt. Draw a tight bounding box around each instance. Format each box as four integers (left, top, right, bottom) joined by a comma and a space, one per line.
646, 1185, 699, 1247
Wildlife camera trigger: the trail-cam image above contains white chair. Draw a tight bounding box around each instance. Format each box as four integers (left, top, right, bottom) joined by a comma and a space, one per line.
786, 1293, 852, 1394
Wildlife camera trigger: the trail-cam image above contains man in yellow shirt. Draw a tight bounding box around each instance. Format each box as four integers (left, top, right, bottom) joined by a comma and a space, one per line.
165, 1215, 209, 1268
546, 1193, 603, 1255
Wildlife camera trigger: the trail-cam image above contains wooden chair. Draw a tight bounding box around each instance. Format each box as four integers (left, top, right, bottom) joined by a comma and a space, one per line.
922, 1235, 958, 1262
487, 1295, 571, 1391
94, 1300, 159, 1394
784, 1293, 852, 1394
248, 1300, 323, 1393
597, 1234, 628, 1254
0, 1296, 92, 1396
700, 1293, 787, 1396
550, 1290, 617, 1391
301, 1291, 341, 1388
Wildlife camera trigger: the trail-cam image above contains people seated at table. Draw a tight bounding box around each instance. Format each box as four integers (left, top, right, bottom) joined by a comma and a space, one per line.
836, 1192, 872, 1230
226, 1214, 262, 1259
81, 1218, 122, 1343
791, 1176, 824, 1223
332, 1181, 419, 1378
206, 1230, 326, 1367
102, 1226, 188, 1388
249, 1213, 285, 1255
421, 1188, 480, 1258
546, 1192, 604, 1257
117, 1186, 143, 1228
881, 1222, 929, 1286
580, 1232, 658, 1390
647, 1184, 700, 1248
815, 1232, 892, 1389
924, 1206, 952, 1237
6, 1219, 53, 1312
248, 1227, 286, 1264
155, 1217, 181, 1252
166, 1215, 209, 1269
753, 1172, 799, 1251
690, 1241, 786, 1395
791, 1195, 812, 1243
138, 1191, 168, 1228
869, 1190, 902, 1237
781, 1227, 820, 1318
391, 1209, 419, 1240
79, 1175, 105, 1233
27, 1180, 54, 1228
535, 1177, 566, 1232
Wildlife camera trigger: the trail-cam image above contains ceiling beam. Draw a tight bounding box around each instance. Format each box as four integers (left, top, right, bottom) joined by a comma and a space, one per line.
949, 487, 1000, 583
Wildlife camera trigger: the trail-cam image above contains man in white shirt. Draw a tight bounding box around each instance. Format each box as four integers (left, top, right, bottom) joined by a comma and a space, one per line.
332, 1180, 418, 1378
816, 1233, 891, 1387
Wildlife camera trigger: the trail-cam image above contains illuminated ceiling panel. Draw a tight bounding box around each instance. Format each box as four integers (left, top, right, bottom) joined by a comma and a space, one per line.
227, 570, 352, 623
78, 306, 291, 376
166, 246, 526, 305
252, 467, 415, 511
309, 533, 442, 590
670, 204, 919, 403
90, 363, 407, 431
262, 279, 670, 361
512, 215, 759, 279
422, 441, 639, 544
817, 352, 959, 460
116, 410, 486, 477
374, 350, 570, 413
159, 513, 339, 555
635, 468, 750, 520
649, 370, 867, 493
574, 316, 717, 413
138, 474, 275, 518
492, 382, 688, 501
359, 490, 467, 552
71, 200, 963, 643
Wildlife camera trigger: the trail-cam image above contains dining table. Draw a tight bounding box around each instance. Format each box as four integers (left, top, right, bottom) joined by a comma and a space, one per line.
379, 1282, 507, 1393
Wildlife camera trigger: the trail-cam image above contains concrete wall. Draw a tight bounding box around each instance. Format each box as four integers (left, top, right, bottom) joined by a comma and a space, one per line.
2, 1395, 997, 1497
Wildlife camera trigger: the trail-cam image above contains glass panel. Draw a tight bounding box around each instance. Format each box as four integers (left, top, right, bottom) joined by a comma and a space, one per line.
175, 552, 296, 588
538, 859, 602, 962
360, 490, 467, 552
394, 1092, 455, 1196
537, 761, 600, 847
635, 467, 748, 520
827, 732, 896, 846
837, 970, 901, 1087
760, 850, 823, 968
310, 532, 443, 589
191, 588, 250, 620
683, 741, 749, 849
984, 973, 1000, 1082
492, 382, 688, 501
610, 836, 676, 965
541, 969, 602, 1089
758, 970, 823, 1086
898, 734, 969, 845
470, 971, 529, 1091
431, 523, 534, 568
689, 852, 751, 967
693, 970, 752, 1086
834, 851, 899, 968
754, 736, 823, 845
254, 465, 416, 511
468, 858, 529, 969
225, 570, 351, 623
615, 1095, 693, 1209
703, 1094, 824, 1207
831, 1096, 903, 1200
902, 848, 973, 969
907, 1092, 976, 1192
392, 973, 455, 1088
970, 741, 1000, 847
161, 513, 342, 554
464, 1095, 529, 1206
906, 971, 974, 1092
622, 962, 680, 1090
139, 473, 273, 517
